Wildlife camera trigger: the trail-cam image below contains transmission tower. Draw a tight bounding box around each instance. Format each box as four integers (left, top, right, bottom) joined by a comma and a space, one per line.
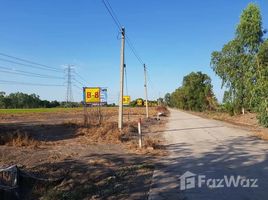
65, 65, 74, 102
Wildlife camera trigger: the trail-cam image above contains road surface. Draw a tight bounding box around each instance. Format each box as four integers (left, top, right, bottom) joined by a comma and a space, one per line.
149, 109, 268, 200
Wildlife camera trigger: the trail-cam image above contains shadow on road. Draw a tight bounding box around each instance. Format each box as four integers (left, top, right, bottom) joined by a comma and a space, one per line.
147, 125, 224, 134
149, 136, 268, 199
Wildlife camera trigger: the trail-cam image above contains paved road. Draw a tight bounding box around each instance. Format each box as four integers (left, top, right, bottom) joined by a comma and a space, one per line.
149, 109, 268, 200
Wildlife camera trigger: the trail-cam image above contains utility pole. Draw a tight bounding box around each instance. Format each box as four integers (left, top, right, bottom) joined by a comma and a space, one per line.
144, 64, 149, 118
118, 27, 125, 129
66, 65, 73, 103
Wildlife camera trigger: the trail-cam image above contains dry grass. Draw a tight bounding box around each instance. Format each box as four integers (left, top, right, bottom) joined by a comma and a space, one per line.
75, 116, 167, 155
77, 121, 140, 145
254, 129, 268, 140
0, 130, 40, 147
0, 107, 165, 150
143, 136, 164, 150
156, 106, 170, 116
77, 122, 121, 144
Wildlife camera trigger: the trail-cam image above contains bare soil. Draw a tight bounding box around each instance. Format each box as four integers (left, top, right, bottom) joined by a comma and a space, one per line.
0, 107, 168, 200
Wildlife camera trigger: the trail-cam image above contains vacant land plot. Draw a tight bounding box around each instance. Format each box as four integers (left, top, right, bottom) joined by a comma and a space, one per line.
0, 107, 168, 200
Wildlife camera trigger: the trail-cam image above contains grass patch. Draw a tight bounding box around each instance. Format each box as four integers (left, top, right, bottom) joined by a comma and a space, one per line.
0, 107, 83, 114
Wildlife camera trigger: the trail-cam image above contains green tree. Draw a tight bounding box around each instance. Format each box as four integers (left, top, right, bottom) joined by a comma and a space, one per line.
164, 93, 171, 106
0, 92, 5, 108
211, 3, 265, 115
254, 40, 268, 127
169, 72, 217, 111
236, 3, 263, 54
211, 39, 247, 114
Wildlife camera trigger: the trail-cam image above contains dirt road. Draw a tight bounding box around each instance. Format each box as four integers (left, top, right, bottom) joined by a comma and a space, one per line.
149, 109, 268, 200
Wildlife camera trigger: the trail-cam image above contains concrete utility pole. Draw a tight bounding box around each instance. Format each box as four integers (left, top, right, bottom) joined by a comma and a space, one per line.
118, 27, 125, 129
144, 64, 149, 118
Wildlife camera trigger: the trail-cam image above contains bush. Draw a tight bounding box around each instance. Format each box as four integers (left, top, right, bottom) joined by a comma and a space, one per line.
222, 102, 235, 116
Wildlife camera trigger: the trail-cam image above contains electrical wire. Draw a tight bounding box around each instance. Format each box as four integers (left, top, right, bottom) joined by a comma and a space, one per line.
105, 0, 122, 28
73, 84, 82, 91
102, 0, 144, 65
125, 35, 144, 65
74, 71, 88, 85
0, 52, 62, 72
0, 66, 64, 79
102, 0, 121, 31
0, 53, 86, 101
0, 80, 64, 87
0, 58, 62, 73
72, 78, 85, 86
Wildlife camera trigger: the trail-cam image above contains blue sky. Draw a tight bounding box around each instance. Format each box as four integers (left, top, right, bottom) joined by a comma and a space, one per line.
0, 0, 267, 103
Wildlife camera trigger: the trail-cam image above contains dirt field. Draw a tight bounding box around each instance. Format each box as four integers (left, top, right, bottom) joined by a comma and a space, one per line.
0, 106, 168, 200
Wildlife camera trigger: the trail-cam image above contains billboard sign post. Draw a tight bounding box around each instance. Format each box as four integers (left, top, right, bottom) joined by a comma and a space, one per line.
83, 87, 108, 126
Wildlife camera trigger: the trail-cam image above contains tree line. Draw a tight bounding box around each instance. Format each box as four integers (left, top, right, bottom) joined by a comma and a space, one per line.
165, 3, 268, 127
164, 72, 217, 112
0, 92, 80, 108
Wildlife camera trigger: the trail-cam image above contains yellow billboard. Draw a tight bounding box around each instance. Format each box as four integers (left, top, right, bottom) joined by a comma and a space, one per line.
123, 96, 131, 105
137, 99, 143, 106
84, 87, 100, 104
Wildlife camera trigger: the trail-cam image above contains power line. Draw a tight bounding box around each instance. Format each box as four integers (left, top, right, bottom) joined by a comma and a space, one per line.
0, 58, 62, 73
74, 71, 88, 85
73, 84, 82, 91
125, 35, 144, 65
0, 52, 62, 72
102, 0, 121, 31
0, 80, 64, 87
105, 0, 122, 26
73, 78, 85, 86
102, 0, 144, 65
0, 66, 64, 79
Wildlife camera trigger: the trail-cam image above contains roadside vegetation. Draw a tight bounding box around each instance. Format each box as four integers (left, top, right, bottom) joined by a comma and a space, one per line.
0, 91, 81, 109
165, 3, 268, 127
165, 72, 217, 112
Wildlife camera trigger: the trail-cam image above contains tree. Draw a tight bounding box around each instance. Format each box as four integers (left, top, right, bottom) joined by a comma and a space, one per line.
211, 39, 247, 114
0, 92, 5, 108
254, 40, 268, 127
164, 93, 171, 106
236, 3, 263, 54
157, 97, 164, 106
211, 3, 265, 115
169, 72, 217, 111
